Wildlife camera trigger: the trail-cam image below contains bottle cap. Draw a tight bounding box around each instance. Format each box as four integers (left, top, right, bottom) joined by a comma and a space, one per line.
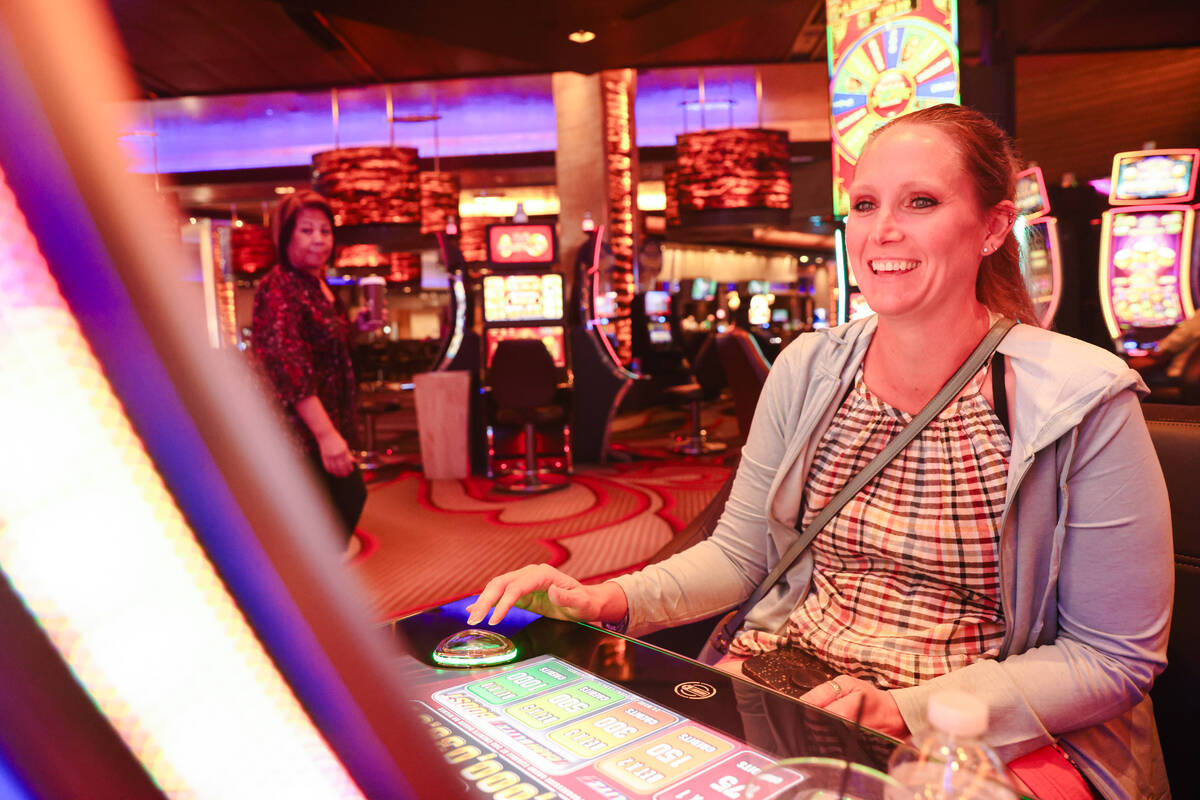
927, 689, 988, 738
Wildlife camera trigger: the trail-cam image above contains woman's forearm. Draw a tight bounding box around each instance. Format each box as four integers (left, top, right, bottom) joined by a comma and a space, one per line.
294, 395, 341, 445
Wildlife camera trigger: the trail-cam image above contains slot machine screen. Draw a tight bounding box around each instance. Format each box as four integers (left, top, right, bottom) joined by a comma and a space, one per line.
771, 308, 790, 323
594, 291, 617, 320
482, 274, 564, 323
486, 326, 567, 368
1022, 220, 1056, 306
644, 290, 670, 316
1110, 151, 1199, 204
747, 294, 772, 327
1102, 208, 1190, 329
1015, 167, 1050, 218
690, 278, 716, 301
487, 223, 557, 266
647, 321, 673, 346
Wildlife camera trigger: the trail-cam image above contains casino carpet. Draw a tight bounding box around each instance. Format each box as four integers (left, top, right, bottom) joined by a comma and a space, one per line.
350, 456, 734, 622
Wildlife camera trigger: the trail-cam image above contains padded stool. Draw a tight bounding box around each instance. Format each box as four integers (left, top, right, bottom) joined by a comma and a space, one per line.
486, 339, 572, 495
665, 382, 726, 456
357, 394, 405, 470
491, 405, 570, 495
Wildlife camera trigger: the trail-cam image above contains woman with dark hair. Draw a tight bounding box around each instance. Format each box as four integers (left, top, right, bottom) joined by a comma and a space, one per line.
467, 106, 1173, 799
252, 190, 366, 544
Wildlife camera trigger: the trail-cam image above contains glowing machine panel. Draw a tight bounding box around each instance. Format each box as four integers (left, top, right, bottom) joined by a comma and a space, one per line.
485, 326, 567, 368
486, 223, 557, 266
482, 273, 564, 323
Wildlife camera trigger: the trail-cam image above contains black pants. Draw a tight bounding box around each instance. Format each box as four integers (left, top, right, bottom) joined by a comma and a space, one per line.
308, 453, 368, 543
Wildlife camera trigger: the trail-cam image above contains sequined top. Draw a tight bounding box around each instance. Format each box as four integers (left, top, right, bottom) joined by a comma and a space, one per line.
251, 264, 359, 456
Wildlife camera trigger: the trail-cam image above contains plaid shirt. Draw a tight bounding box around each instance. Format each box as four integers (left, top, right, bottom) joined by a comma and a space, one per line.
732, 367, 1009, 689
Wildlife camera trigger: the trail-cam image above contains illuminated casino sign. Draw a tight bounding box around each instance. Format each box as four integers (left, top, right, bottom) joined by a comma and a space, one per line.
486, 223, 557, 266
826, 0, 960, 217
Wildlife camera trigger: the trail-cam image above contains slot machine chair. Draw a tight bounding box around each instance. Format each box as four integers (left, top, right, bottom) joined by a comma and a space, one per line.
485, 339, 572, 494
716, 328, 772, 443
1142, 403, 1200, 798
665, 334, 728, 456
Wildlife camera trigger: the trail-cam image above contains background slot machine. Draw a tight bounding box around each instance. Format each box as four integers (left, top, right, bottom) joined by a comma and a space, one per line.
643, 289, 675, 351
1099, 149, 1199, 355
481, 222, 569, 376
1015, 166, 1063, 328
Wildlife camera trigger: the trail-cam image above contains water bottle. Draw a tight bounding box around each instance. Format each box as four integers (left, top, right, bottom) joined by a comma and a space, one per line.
887, 690, 1018, 800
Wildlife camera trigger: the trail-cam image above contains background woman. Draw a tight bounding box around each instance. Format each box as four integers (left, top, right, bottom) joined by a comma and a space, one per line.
252, 190, 366, 545
467, 106, 1172, 800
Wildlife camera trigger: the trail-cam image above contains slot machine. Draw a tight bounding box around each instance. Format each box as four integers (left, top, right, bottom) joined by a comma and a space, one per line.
643, 289, 675, 352
1098, 149, 1199, 355
480, 222, 569, 377
1015, 166, 1063, 329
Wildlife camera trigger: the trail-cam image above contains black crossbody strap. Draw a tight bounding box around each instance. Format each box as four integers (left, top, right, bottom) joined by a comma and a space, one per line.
714, 317, 1017, 651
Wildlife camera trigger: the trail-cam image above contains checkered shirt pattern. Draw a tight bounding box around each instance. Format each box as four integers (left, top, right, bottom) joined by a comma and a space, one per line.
731, 367, 1009, 689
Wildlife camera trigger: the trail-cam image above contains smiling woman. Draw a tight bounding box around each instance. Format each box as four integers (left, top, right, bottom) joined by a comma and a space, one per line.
465, 106, 1174, 800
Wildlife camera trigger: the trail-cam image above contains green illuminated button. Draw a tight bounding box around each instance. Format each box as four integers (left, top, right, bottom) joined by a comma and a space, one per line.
432, 629, 518, 668
467, 661, 578, 706
507, 681, 624, 730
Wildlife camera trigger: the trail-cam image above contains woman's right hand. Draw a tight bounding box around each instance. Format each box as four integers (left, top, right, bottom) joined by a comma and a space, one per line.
317, 430, 356, 477
466, 564, 627, 627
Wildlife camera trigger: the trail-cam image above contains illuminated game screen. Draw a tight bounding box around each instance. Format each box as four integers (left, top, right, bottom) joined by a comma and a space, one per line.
748, 294, 772, 326
594, 291, 617, 319
403, 654, 807, 800
483, 274, 564, 323
486, 326, 567, 368
1103, 209, 1190, 329
1015, 167, 1049, 218
690, 278, 716, 301
487, 223, 557, 266
1023, 220, 1056, 305
644, 290, 670, 316
647, 321, 672, 346
1111, 150, 1199, 204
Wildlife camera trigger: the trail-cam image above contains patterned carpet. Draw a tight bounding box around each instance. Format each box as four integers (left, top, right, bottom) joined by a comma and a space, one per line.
350, 458, 733, 622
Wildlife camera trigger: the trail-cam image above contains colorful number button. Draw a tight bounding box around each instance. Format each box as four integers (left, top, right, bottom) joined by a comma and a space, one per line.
506, 681, 624, 730
596, 724, 735, 794
466, 661, 578, 706
549, 700, 678, 758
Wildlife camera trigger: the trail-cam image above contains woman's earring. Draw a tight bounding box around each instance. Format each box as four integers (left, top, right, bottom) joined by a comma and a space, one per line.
982, 245, 990, 255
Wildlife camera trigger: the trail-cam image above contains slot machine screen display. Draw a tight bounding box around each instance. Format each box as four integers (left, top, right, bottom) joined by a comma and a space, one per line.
487, 223, 557, 266
483, 274, 564, 323
1102, 209, 1190, 329
594, 291, 617, 320
1111, 151, 1199, 204
404, 654, 809, 800
486, 326, 567, 368
747, 293, 772, 327
643, 290, 670, 316
1022, 220, 1056, 306
647, 321, 673, 346
1015, 167, 1050, 218
771, 308, 790, 323
690, 278, 716, 301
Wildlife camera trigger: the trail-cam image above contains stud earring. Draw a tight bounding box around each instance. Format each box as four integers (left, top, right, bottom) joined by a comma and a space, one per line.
982, 245, 990, 254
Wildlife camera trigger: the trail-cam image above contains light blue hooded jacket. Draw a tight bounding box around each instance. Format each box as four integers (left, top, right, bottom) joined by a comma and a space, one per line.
613, 316, 1173, 800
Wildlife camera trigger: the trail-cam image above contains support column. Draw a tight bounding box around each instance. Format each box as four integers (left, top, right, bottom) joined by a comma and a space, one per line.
553, 70, 640, 365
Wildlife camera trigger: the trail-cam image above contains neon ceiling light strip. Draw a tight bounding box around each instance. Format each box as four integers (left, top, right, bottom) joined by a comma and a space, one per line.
0, 165, 364, 798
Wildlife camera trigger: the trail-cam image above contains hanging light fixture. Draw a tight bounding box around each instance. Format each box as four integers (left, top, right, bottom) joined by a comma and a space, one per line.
673, 69, 791, 227
311, 88, 420, 227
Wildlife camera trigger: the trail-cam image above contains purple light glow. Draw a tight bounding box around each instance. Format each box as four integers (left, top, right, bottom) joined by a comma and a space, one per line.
117, 69, 765, 174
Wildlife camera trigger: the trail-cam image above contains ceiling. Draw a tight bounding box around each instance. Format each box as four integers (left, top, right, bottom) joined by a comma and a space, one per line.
105, 0, 1199, 226
107, 0, 1198, 99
